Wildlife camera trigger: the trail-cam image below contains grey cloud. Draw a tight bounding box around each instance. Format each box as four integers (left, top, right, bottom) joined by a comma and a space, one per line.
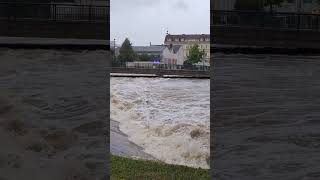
111, 0, 209, 45
174, 0, 189, 11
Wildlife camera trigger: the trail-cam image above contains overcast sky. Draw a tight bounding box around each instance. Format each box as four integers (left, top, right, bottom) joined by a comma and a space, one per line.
111, 0, 210, 46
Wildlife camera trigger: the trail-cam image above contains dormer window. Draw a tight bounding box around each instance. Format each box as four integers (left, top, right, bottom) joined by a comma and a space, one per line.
200, 38, 204, 41
181, 38, 185, 41
167, 38, 172, 42
175, 38, 179, 41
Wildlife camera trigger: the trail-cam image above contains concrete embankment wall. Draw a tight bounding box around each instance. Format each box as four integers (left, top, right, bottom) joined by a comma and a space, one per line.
111, 67, 210, 78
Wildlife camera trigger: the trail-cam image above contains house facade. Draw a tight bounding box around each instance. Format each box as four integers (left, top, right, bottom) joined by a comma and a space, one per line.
164, 34, 210, 65
161, 45, 184, 65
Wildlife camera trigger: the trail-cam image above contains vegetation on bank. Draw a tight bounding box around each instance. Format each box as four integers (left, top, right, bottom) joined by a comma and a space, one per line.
184, 44, 206, 66
112, 38, 161, 67
111, 155, 209, 180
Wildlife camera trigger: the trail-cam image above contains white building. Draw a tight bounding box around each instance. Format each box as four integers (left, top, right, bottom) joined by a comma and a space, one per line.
161, 44, 184, 65
164, 34, 210, 65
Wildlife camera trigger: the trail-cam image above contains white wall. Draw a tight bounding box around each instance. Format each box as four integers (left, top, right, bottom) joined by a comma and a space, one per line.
162, 47, 185, 65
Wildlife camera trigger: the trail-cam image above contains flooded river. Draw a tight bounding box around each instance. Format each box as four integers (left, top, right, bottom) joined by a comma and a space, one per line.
111, 77, 210, 169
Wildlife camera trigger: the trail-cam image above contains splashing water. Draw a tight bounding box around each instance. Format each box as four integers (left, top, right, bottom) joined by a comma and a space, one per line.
111, 77, 210, 169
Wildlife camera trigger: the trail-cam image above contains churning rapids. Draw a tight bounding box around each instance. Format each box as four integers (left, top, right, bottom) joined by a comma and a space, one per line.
111, 77, 210, 169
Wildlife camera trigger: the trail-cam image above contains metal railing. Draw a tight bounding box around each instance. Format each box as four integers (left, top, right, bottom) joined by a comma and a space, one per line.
211, 10, 320, 31
112, 62, 210, 71
0, 2, 108, 22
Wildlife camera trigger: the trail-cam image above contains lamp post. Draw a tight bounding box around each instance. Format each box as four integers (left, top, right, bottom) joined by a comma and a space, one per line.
202, 50, 206, 71
113, 38, 116, 60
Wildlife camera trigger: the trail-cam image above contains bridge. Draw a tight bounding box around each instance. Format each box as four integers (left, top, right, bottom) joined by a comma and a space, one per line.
211, 10, 320, 50
0, 2, 109, 47
111, 65, 210, 78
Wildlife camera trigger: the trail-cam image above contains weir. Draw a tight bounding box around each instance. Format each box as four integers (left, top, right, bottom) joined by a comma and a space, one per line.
111, 67, 210, 79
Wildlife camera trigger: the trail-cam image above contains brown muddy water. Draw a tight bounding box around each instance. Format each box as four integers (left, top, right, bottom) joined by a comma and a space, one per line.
111, 77, 210, 169
0, 49, 108, 180
212, 53, 320, 180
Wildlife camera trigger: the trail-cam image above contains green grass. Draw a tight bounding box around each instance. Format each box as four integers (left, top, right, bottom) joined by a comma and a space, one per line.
111, 155, 209, 180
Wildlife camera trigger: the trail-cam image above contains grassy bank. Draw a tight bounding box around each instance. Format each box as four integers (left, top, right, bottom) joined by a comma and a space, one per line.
111, 155, 209, 180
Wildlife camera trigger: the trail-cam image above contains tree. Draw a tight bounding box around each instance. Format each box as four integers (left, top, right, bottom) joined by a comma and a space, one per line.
117, 38, 137, 63
184, 44, 206, 65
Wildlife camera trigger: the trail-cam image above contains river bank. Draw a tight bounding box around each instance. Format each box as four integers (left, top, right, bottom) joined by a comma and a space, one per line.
111, 155, 209, 180
110, 119, 156, 160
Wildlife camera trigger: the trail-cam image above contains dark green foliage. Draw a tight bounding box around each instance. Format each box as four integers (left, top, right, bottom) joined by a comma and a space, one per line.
111, 56, 124, 67
117, 38, 138, 63
184, 44, 206, 65
111, 155, 209, 180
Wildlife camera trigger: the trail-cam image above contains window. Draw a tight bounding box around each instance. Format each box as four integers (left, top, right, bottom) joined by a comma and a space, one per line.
181, 38, 185, 41
167, 38, 172, 41
175, 38, 179, 41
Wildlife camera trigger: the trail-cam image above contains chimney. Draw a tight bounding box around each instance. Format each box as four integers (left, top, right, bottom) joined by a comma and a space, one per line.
150, 42, 152, 46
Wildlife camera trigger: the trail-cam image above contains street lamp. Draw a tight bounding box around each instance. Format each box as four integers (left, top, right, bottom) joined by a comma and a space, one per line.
113, 38, 116, 60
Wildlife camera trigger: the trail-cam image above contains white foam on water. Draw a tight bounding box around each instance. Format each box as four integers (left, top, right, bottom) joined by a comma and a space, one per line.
111, 77, 210, 169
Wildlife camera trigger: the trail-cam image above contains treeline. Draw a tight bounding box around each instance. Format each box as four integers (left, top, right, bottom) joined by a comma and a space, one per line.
112, 38, 160, 66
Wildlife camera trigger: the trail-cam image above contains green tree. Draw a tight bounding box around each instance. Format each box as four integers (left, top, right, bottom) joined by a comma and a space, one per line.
184, 44, 206, 65
117, 38, 137, 63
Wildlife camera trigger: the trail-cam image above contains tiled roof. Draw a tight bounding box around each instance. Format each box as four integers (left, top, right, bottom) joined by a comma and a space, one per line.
164, 45, 182, 54
171, 45, 182, 53
165, 34, 210, 42
132, 45, 166, 53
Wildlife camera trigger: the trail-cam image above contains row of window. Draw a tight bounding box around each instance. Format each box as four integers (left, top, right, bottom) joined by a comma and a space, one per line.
185, 44, 209, 49
164, 58, 177, 65
167, 38, 210, 42
184, 52, 210, 57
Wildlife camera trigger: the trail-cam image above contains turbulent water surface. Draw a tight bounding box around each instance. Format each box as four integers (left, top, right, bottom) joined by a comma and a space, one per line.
212, 53, 320, 179
0, 49, 108, 180
111, 77, 210, 169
